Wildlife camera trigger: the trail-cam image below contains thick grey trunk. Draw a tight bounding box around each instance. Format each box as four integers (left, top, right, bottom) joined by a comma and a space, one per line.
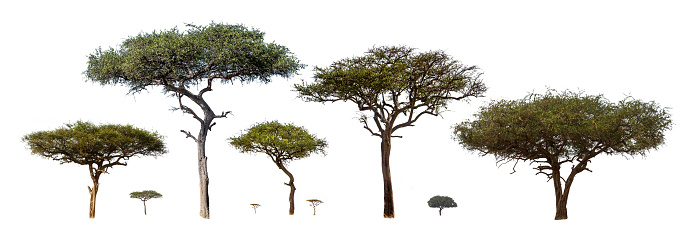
198, 123, 211, 219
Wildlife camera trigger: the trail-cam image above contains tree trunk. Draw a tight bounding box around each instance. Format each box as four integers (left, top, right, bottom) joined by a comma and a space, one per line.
143, 200, 147, 215
552, 165, 579, 220
313, 206, 316, 215
439, 207, 443, 216
381, 135, 395, 218
88, 181, 99, 219
278, 162, 296, 215
197, 122, 211, 219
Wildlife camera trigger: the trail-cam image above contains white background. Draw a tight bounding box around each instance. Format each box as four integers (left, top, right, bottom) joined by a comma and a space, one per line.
1, 0, 691, 248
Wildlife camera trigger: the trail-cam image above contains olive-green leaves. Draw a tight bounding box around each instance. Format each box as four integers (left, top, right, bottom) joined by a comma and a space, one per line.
22, 121, 167, 167
229, 121, 327, 163
452, 89, 672, 164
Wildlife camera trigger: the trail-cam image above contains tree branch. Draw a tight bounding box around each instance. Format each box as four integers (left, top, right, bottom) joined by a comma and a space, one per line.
180, 130, 198, 142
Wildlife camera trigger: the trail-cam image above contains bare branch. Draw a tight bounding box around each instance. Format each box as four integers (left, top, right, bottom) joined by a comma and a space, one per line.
180, 130, 198, 142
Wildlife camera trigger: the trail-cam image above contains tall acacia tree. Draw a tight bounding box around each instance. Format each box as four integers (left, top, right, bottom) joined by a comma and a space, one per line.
295, 46, 486, 218
22, 121, 167, 218
85, 22, 303, 218
229, 121, 327, 215
130, 190, 163, 215
453, 90, 672, 220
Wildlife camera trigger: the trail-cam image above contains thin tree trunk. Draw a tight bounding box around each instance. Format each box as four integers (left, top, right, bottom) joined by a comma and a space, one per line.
278, 161, 296, 215
381, 135, 395, 218
88, 181, 99, 219
143, 200, 147, 215
198, 122, 211, 219
439, 207, 443, 216
313, 206, 316, 215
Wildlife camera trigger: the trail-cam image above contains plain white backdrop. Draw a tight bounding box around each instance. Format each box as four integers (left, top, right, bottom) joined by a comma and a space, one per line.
1, 0, 690, 248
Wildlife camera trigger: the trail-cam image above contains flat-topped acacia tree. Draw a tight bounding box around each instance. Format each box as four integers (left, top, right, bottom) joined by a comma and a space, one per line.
130, 190, 163, 215
453, 90, 672, 220
306, 199, 323, 215
85, 22, 303, 219
295, 46, 486, 218
23, 121, 166, 218
229, 121, 327, 215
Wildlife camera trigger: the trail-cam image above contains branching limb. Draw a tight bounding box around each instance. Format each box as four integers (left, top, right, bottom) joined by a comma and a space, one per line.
181, 130, 198, 142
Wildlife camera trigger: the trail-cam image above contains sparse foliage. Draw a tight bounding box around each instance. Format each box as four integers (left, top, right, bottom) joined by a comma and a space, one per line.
23, 121, 166, 218
306, 199, 323, 215
453, 89, 672, 220
295, 45, 485, 218
85, 22, 303, 219
230, 121, 327, 215
427, 195, 457, 216
250, 204, 261, 214
130, 190, 163, 215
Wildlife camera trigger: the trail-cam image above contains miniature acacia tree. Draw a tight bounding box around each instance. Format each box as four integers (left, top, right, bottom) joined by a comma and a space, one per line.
85, 22, 303, 219
23, 121, 166, 218
130, 190, 163, 215
427, 195, 457, 216
250, 204, 261, 214
295, 45, 486, 218
306, 199, 323, 215
453, 89, 672, 220
229, 121, 327, 215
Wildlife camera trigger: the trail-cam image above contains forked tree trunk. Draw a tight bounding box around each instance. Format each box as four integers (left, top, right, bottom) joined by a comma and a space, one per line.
88, 181, 99, 219
381, 135, 395, 218
552, 165, 578, 220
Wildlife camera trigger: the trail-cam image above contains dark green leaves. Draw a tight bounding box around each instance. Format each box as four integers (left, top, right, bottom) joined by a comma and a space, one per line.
229, 121, 327, 163
427, 195, 457, 208
85, 22, 304, 94
22, 121, 167, 166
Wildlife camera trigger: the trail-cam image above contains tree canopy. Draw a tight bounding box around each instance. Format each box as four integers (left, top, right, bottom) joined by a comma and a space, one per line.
23, 121, 166, 218
229, 121, 327, 163
84, 22, 304, 219
130, 190, 163, 215
295, 45, 486, 218
130, 190, 163, 201
230, 121, 327, 215
23, 121, 167, 168
85, 22, 303, 94
453, 89, 672, 219
427, 195, 457, 216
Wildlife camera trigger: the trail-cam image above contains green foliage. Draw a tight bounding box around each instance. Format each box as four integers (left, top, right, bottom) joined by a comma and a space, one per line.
229, 121, 327, 163
427, 195, 457, 208
295, 45, 486, 136
85, 22, 304, 94
453, 89, 672, 170
22, 121, 167, 167
130, 190, 163, 201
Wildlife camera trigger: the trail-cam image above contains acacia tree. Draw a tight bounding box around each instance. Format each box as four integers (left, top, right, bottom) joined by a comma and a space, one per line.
85, 22, 303, 219
427, 195, 457, 216
295, 46, 486, 218
229, 121, 327, 215
306, 199, 323, 215
250, 204, 261, 214
22, 121, 167, 218
453, 89, 672, 220
130, 190, 163, 215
